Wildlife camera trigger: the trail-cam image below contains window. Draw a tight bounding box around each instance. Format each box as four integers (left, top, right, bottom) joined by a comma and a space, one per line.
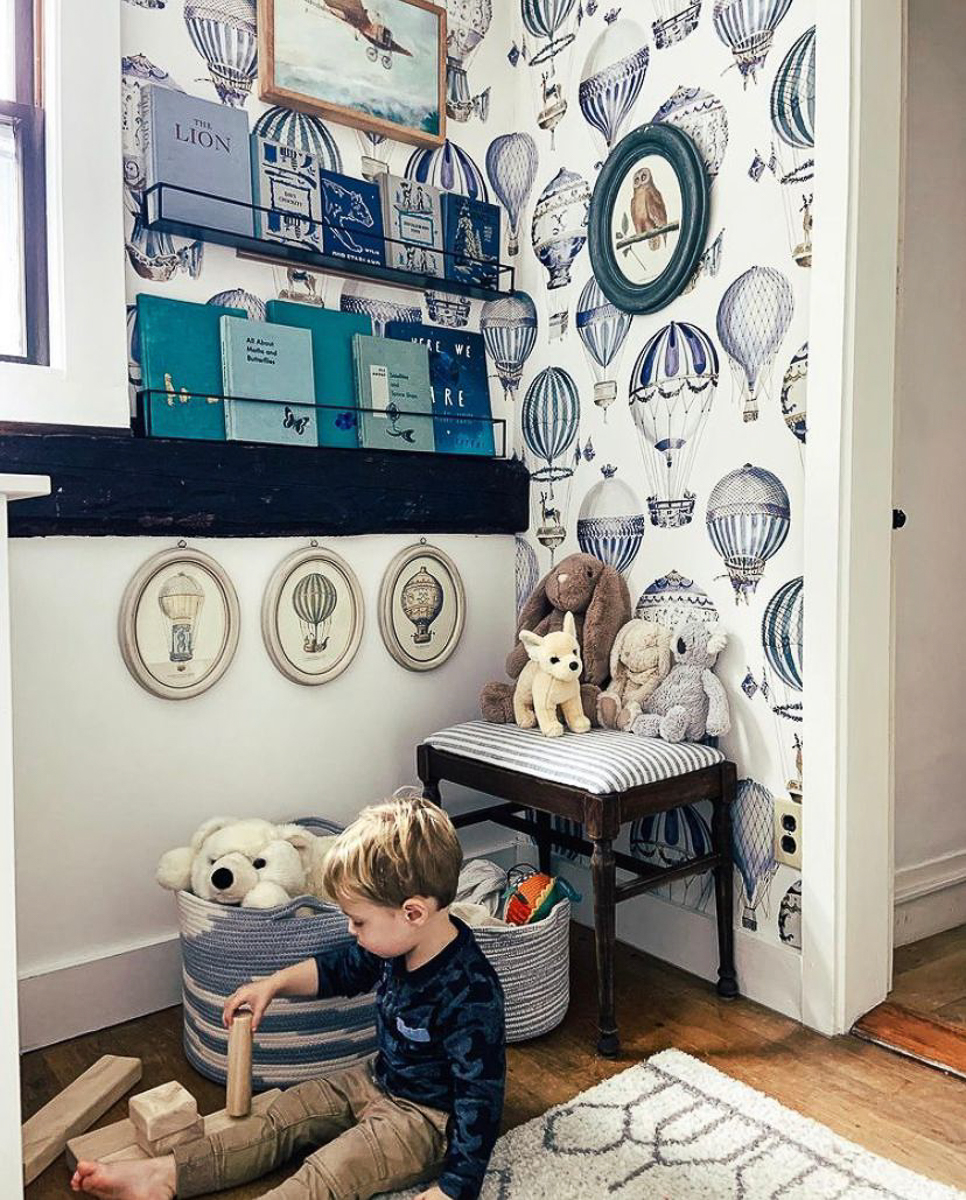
0, 0, 47, 364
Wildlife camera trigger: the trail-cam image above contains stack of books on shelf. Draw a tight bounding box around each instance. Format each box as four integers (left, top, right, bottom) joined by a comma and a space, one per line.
141, 84, 502, 287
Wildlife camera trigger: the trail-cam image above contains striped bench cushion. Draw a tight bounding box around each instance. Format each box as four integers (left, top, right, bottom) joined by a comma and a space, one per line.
424, 721, 724, 795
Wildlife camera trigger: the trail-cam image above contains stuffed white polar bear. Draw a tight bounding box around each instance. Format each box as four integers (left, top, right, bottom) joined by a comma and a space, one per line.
156, 817, 338, 909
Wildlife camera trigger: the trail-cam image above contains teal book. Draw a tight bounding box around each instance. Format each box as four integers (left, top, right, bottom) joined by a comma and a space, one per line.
137, 293, 246, 441
220, 316, 316, 447
265, 300, 372, 448
352, 334, 435, 453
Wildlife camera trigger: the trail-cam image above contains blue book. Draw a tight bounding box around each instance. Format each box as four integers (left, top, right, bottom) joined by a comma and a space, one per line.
137, 294, 246, 441
141, 85, 252, 236
442, 193, 501, 287
265, 300, 372, 448
385, 322, 495, 456
317, 169, 385, 267
251, 135, 324, 250
352, 334, 435, 453
220, 316, 316, 447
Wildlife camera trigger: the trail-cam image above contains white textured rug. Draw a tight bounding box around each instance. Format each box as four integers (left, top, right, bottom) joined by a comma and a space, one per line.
390, 1049, 962, 1199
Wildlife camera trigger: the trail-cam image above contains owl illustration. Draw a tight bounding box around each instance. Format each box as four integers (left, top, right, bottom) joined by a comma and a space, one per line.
630, 167, 667, 252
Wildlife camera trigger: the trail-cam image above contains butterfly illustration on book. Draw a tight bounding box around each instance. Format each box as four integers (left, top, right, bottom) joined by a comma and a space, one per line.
385, 402, 417, 444
283, 406, 311, 436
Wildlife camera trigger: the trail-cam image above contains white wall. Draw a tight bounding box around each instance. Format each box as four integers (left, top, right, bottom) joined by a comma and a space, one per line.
893, 0, 966, 945
11, 533, 514, 1046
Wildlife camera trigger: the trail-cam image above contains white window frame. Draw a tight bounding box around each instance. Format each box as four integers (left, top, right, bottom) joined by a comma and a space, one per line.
0, 0, 128, 428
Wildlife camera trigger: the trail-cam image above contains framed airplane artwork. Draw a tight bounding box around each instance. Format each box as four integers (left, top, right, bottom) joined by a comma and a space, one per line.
258, 0, 447, 149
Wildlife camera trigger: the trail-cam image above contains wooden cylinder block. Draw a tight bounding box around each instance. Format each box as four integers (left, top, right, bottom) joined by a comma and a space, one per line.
226, 1012, 253, 1118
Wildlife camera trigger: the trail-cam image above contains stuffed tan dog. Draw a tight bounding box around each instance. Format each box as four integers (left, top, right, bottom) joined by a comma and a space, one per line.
513, 611, 592, 738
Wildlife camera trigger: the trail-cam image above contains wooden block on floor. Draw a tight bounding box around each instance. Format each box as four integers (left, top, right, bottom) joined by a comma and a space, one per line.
136, 1114, 204, 1156
66, 1088, 282, 1171
852, 1001, 966, 1080
23, 1054, 142, 1185
129, 1080, 198, 1141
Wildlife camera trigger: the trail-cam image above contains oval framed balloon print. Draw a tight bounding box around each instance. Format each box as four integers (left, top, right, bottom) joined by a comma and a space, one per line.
378, 543, 465, 672
261, 546, 364, 686
588, 123, 710, 314
119, 546, 240, 701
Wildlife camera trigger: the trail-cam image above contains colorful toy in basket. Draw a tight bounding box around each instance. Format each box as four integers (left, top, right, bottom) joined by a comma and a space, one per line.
503, 867, 581, 926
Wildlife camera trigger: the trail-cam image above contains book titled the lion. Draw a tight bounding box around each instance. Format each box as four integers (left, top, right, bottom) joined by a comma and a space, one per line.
316, 168, 385, 268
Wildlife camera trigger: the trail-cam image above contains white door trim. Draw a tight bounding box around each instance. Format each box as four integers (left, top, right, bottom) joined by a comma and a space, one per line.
802, 0, 903, 1035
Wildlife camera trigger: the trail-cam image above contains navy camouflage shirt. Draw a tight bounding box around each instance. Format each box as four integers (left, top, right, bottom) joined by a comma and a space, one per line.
313, 916, 505, 1200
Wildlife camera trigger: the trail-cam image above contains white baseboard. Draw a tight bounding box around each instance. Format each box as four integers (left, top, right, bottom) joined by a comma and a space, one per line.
547, 854, 803, 1022
894, 849, 966, 948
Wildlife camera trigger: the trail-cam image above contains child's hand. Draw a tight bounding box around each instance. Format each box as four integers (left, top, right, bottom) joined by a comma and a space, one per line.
223, 978, 277, 1032
413, 1188, 450, 1200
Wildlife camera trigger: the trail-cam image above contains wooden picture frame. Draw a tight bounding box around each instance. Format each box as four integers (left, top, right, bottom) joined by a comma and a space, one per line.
378, 542, 465, 671
118, 547, 240, 701
258, 0, 447, 150
588, 123, 710, 314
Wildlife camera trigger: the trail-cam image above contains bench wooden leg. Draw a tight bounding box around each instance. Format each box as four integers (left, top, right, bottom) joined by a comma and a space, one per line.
713, 765, 739, 1000
591, 836, 619, 1057
534, 809, 552, 875
416, 744, 441, 807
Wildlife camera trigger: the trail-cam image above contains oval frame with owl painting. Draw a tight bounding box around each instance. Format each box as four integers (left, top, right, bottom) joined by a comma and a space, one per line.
262, 546, 365, 686
588, 123, 710, 314
118, 547, 240, 701
378, 543, 465, 672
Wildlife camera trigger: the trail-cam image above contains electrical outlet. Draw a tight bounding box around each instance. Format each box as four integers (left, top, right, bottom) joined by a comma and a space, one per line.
773, 796, 802, 869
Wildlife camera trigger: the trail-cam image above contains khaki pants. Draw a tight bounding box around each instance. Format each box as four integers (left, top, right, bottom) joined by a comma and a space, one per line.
173, 1058, 449, 1199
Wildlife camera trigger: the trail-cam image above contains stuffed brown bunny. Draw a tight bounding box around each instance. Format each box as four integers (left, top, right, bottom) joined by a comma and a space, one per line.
481, 552, 631, 724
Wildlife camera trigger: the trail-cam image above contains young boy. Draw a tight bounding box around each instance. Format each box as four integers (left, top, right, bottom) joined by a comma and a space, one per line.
71, 795, 506, 1200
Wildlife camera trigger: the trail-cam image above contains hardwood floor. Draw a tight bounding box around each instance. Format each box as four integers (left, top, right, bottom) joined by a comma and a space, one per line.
853, 923, 966, 1080
22, 926, 966, 1198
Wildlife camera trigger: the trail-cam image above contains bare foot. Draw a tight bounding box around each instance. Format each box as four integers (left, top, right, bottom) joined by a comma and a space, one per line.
70, 1155, 176, 1199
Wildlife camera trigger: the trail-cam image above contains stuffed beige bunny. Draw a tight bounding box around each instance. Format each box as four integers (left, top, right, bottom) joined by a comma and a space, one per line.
597, 619, 673, 731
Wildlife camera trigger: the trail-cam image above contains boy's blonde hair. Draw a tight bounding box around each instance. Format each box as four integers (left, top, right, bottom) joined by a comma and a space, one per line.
322, 791, 463, 908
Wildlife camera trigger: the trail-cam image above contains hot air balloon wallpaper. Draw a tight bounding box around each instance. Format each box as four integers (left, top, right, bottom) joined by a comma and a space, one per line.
341, 282, 423, 336
119, 548, 240, 699
121, 54, 181, 192
712, 0, 793, 85
485, 132, 539, 256
716, 265, 794, 422
206, 288, 266, 321
481, 292, 538, 399
379, 544, 466, 670
262, 548, 364, 686
184, 0, 257, 107
515, 536, 540, 613
778, 878, 802, 948
253, 106, 343, 170
531, 168, 591, 291
126, 191, 203, 283
631, 803, 715, 911
576, 465, 648, 574
629, 321, 719, 528
521, 0, 579, 139
292, 572, 338, 654
357, 128, 392, 181
732, 777, 778, 931
771, 25, 816, 267
781, 342, 808, 447
578, 19, 650, 166
447, 0, 493, 122
651, 0, 702, 49
635, 569, 719, 631
762, 575, 804, 793
652, 86, 729, 184
576, 276, 632, 414
522, 366, 581, 560
706, 464, 791, 602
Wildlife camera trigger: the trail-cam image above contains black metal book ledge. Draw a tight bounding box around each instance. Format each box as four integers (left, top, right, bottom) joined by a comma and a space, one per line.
0, 428, 530, 539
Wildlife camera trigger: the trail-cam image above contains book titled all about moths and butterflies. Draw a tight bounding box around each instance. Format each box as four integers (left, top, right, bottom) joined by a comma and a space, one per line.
220, 316, 317, 447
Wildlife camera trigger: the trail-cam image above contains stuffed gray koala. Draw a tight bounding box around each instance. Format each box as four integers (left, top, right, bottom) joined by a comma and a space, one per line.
630, 622, 731, 743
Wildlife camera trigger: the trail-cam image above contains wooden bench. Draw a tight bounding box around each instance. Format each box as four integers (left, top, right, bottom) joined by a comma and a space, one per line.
417, 721, 739, 1057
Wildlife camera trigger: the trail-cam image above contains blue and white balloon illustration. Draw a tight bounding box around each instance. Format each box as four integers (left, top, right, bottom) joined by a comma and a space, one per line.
716, 266, 794, 422
578, 20, 649, 164
778, 878, 802, 948
706, 463, 790, 602
485, 133, 539, 257
357, 129, 391, 181
207, 288, 265, 321
184, 0, 257, 107
712, 0, 793, 85
771, 25, 816, 266
523, 366, 581, 558
651, 0, 703, 50
635, 569, 719, 630
733, 778, 778, 931
631, 802, 714, 910
522, 0, 579, 140
781, 342, 807, 445
576, 276, 632, 414
480, 292, 538, 399
629, 321, 719, 528
515, 536, 540, 614
576, 465, 647, 574
447, 0, 493, 123
122, 55, 182, 191
254, 106, 343, 171
531, 168, 591, 292
653, 86, 728, 183
340, 282, 422, 337
762, 574, 804, 793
